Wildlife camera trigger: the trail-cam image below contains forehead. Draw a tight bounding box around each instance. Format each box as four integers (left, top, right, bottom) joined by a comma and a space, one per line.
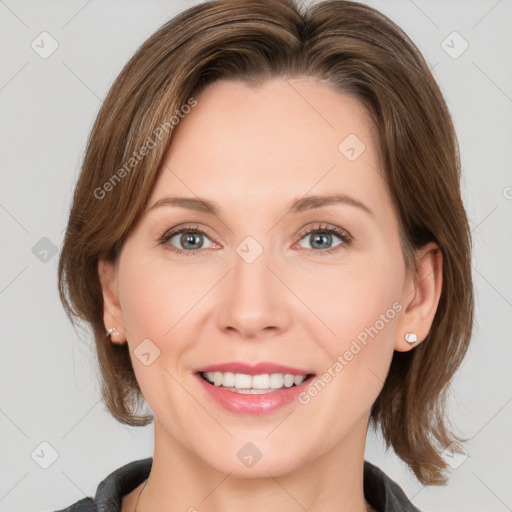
149, 77, 389, 219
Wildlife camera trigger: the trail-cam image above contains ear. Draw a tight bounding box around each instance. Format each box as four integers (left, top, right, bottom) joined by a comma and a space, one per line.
98, 259, 127, 345
395, 242, 443, 352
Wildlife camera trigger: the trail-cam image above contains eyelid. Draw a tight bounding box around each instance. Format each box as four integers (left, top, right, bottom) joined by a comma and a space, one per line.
295, 223, 352, 244
160, 222, 215, 239
158, 223, 219, 249
158, 222, 352, 255
293, 223, 352, 254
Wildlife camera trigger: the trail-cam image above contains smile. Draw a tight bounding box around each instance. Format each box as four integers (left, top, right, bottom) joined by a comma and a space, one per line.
200, 371, 309, 393
194, 362, 315, 414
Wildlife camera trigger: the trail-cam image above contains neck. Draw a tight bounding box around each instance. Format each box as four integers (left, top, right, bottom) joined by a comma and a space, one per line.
136, 416, 371, 512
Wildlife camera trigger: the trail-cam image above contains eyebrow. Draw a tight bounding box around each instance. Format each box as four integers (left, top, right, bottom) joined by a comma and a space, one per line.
147, 193, 373, 217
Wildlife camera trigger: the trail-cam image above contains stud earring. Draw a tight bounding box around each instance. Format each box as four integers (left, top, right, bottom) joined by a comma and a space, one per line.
106, 327, 120, 338
404, 332, 418, 344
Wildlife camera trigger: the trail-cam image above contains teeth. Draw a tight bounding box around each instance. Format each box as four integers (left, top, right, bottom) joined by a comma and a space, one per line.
293, 374, 305, 385
284, 374, 295, 387
213, 372, 223, 386
269, 373, 284, 389
223, 372, 235, 387
234, 373, 252, 389
252, 374, 270, 389
203, 371, 307, 390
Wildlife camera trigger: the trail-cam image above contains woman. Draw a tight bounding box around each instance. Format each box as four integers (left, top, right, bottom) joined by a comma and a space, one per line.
56, 0, 473, 510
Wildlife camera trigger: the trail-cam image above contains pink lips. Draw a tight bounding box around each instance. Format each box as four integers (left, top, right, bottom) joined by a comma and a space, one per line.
194, 361, 313, 376
193, 361, 315, 415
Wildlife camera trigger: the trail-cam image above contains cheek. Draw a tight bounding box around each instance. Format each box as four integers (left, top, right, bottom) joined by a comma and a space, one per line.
118, 269, 172, 342
118, 252, 205, 340
294, 252, 404, 352
117, 254, 220, 392
295, 251, 403, 407
117, 257, 202, 421
294, 266, 401, 444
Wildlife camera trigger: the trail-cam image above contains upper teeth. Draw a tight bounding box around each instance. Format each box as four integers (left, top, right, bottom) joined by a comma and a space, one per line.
202, 371, 306, 390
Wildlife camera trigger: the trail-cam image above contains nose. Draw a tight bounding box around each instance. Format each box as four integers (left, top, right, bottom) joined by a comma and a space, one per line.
216, 242, 291, 340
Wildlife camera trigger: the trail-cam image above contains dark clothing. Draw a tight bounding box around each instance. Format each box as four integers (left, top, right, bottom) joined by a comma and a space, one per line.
55, 457, 420, 511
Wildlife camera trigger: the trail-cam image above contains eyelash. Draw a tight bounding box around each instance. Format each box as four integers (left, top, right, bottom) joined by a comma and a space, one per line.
158, 223, 353, 257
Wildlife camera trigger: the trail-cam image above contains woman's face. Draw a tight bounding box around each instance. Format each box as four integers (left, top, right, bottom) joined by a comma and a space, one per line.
102, 77, 417, 476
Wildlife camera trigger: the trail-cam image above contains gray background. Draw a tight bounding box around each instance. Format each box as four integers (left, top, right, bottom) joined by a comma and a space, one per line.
1, 0, 511, 510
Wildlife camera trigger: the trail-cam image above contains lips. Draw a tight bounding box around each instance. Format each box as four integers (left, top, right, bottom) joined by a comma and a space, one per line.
193, 361, 316, 415
194, 361, 314, 375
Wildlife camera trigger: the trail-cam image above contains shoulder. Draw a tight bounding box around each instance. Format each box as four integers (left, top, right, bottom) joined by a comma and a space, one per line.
363, 460, 421, 512
54, 497, 96, 512
53, 458, 153, 512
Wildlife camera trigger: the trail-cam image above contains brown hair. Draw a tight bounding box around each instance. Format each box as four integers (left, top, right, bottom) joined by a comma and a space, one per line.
58, 0, 473, 485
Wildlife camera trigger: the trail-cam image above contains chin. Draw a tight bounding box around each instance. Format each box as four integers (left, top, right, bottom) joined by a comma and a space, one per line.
194, 437, 311, 478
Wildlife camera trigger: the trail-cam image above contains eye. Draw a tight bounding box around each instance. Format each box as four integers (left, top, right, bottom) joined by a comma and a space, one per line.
295, 224, 352, 254
159, 224, 217, 256
158, 222, 352, 257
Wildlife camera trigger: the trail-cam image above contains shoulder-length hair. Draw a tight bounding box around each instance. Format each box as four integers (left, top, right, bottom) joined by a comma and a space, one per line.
58, 0, 473, 485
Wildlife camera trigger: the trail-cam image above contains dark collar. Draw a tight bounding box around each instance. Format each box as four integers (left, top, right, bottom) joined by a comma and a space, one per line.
57, 458, 420, 512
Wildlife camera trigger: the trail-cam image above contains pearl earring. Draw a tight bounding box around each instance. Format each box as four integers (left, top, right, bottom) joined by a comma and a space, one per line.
106, 327, 120, 337
404, 332, 418, 344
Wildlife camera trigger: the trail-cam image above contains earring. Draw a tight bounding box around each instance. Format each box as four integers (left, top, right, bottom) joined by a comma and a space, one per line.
106, 327, 120, 338
404, 332, 418, 344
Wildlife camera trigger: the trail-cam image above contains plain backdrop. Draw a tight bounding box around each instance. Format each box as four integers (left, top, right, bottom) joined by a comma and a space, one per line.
1, 0, 511, 510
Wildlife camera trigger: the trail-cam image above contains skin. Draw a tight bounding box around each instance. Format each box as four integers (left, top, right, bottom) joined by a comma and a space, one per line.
98, 77, 442, 512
